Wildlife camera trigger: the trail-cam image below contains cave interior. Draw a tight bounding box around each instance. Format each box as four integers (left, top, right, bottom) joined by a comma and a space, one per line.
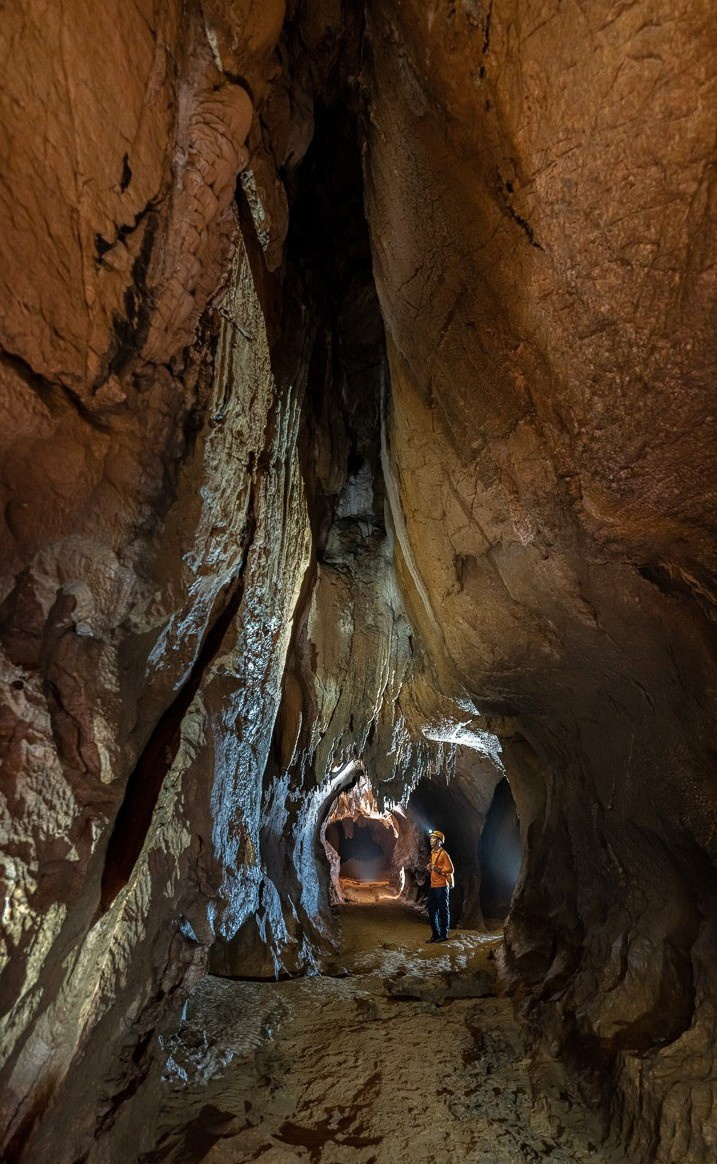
1, 0, 716, 1162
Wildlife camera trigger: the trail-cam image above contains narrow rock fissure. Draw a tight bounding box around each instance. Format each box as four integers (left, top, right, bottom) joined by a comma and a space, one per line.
0, 344, 111, 429
99, 504, 258, 912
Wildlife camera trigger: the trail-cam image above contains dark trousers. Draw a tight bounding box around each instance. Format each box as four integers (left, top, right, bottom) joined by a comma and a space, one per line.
427, 886, 450, 939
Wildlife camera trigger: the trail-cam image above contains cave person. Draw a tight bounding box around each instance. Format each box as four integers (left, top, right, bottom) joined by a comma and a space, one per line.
426, 830, 454, 943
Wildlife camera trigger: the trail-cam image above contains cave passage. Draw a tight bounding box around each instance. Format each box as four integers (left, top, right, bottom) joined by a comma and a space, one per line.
320, 765, 523, 931
320, 775, 405, 902
325, 817, 396, 883
144, 899, 626, 1163
2, 0, 715, 1160
479, 778, 521, 922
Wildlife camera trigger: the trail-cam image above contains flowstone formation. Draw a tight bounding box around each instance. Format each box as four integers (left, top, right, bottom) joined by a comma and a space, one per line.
1, 1, 715, 1162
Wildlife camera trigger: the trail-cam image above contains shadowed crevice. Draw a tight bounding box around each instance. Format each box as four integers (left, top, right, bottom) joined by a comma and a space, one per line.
98, 503, 258, 913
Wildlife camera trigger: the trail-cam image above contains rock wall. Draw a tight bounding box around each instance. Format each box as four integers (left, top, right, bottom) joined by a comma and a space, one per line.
362, 2, 717, 1160
1, 1, 716, 1162
0, 2, 434, 1157
0, 3, 308, 1158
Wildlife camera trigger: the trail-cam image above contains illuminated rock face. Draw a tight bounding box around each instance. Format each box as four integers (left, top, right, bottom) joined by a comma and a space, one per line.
0, 3, 304, 1158
361, 3, 717, 1160
1, 1, 716, 1162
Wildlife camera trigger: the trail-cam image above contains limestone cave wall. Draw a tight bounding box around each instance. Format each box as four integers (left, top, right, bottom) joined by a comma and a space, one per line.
362, 2, 717, 1159
0, 2, 307, 1157
1, 2, 715, 1162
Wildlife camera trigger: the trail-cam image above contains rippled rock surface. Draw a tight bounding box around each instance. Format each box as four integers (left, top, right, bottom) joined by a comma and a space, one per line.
1, 2, 715, 1161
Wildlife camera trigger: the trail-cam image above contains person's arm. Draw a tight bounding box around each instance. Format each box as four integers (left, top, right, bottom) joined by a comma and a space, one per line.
439, 851, 454, 875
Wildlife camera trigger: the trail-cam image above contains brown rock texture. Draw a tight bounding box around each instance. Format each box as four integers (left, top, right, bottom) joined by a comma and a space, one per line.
0, 2, 305, 1158
139, 903, 629, 1163
362, 1, 717, 1159
1, 0, 716, 1161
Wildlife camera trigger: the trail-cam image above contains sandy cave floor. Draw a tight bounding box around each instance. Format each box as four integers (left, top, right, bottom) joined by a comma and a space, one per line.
141, 888, 628, 1163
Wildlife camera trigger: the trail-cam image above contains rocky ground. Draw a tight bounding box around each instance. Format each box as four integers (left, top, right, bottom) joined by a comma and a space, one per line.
140, 892, 628, 1163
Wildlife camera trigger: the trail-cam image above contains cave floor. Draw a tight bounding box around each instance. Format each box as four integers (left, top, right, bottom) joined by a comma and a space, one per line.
143, 896, 628, 1163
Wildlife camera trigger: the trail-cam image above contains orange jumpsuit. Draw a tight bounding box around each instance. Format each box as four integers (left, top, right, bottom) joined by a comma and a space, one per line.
429, 848, 454, 887
427, 848, 454, 939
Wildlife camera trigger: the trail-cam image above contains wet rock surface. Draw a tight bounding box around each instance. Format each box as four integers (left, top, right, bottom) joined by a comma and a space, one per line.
1, 1, 716, 1161
141, 900, 628, 1164
361, 4, 717, 1158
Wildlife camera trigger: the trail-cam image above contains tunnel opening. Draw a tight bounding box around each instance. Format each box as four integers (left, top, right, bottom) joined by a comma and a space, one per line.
321, 774, 404, 903
401, 750, 520, 932
405, 773, 483, 929
479, 777, 521, 923
325, 816, 396, 883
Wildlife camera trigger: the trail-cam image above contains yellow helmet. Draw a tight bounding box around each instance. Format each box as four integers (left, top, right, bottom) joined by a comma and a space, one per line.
429, 829, 445, 842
